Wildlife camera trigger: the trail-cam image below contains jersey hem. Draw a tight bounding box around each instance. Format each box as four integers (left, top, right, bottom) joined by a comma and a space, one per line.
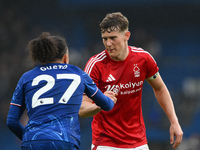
92, 140, 148, 149
21, 140, 79, 148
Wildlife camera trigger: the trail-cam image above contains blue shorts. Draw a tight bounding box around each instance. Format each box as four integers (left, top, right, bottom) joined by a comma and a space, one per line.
21, 141, 78, 150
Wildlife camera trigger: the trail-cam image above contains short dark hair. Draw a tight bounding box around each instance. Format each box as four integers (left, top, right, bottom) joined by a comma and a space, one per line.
99, 12, 129, 33
27, 32, 67, 64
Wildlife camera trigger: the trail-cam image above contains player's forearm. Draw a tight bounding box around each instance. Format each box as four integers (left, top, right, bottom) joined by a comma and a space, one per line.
7, 119, 24, 140
91, 89, 115, 111
7, 106, 24, 140
7, 105, 25, 140
154, 85, 178, 124
79, 101, 101, 118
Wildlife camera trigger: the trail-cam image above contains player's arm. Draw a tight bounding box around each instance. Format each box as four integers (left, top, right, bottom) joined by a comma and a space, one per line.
80, 67, 117, 118
146, 73, 183, 149
79, 95, 101, 118
7, 104, 25, 140
79, 91, 117, 118
7, 77, 25, 140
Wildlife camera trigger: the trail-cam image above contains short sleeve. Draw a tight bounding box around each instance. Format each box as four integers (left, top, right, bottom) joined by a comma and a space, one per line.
84, 57, 101, 87
146, 53, 159, 79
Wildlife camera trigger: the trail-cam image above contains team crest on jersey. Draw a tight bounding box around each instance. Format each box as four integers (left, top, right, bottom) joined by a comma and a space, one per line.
133, 64, 140, 77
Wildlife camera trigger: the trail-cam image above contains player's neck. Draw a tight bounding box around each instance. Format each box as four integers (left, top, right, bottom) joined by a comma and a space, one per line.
111, 46, 129, 61
46, 60, 64, 64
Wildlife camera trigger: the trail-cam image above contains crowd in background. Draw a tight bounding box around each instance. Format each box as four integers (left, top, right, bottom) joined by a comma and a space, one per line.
0, 0, 200, 149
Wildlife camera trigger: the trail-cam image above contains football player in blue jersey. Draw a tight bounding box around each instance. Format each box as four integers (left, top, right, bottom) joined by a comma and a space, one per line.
7, 32, 117, 150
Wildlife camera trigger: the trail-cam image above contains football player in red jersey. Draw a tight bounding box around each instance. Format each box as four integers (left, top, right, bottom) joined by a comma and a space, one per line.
79, 12, 183, 150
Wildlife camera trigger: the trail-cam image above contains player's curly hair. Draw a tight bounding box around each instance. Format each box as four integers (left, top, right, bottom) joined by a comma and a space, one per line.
99, 12, 129, 33
27, 32, 67, 64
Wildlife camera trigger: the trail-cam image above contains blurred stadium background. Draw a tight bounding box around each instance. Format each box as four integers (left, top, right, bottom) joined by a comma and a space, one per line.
0, 0, 200, 149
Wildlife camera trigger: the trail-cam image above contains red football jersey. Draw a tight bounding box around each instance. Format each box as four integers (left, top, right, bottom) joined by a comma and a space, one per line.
84, 46, 159, 148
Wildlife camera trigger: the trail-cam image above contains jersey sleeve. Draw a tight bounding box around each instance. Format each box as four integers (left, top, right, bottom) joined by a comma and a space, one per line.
91, 89, 114, 111
10, 76, 26, 107
84, 57, 101, 87
82, 71, 98, 97
145, 52, 159, 79
7, 76, 26, 140
82, 71, 114, 111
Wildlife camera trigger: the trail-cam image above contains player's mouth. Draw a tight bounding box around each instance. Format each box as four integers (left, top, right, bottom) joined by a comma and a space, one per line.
107, 49, 115, 53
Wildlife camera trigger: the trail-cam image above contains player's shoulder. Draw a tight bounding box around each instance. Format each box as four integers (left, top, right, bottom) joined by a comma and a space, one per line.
130, 46, 148, 54
88, 50, 107, 63
85, 50, 107, 69
21, 67, 36, 78
129, 46, 153, 58
84, 50, 107, 75
16, 67, 38, 85
67, 64, 83, 73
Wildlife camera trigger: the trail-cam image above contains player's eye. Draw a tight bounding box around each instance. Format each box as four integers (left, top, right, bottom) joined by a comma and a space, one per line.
103, 38, 107, 41
110, 37, 116, 40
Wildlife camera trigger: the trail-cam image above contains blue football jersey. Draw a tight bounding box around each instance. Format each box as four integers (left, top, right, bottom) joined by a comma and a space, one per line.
9, 63, 101, 148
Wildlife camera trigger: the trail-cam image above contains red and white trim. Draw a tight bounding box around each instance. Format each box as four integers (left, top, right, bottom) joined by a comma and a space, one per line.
130, 46, 157, 63
85, 51, 107, 76
10, 103, 21, 107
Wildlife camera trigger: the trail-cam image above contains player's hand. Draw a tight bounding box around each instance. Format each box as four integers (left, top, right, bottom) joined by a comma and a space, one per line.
104, 91, 117, 104
170, 122, 183, 149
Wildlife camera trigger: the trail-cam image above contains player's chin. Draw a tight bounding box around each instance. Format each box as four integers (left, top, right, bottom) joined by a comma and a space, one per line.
107, 50, 116, 55
108, 53, 116, 58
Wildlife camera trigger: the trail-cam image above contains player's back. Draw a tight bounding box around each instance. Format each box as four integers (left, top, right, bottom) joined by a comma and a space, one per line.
23, 63, 83, 121
20, 63, 85, 146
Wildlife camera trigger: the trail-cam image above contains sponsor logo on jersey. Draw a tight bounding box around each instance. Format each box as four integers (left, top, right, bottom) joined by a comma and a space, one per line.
105, 81, 143, 94
106, 74, 116, 82
133, 64, 140, 77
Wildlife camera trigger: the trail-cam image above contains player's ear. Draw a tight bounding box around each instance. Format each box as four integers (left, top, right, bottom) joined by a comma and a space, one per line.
124, 31, 131, 41
62, 54, 69, 64
62, 48, 69, 64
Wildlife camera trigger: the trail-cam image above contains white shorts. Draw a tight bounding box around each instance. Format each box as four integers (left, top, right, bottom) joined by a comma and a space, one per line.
91, 144, 149, 150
